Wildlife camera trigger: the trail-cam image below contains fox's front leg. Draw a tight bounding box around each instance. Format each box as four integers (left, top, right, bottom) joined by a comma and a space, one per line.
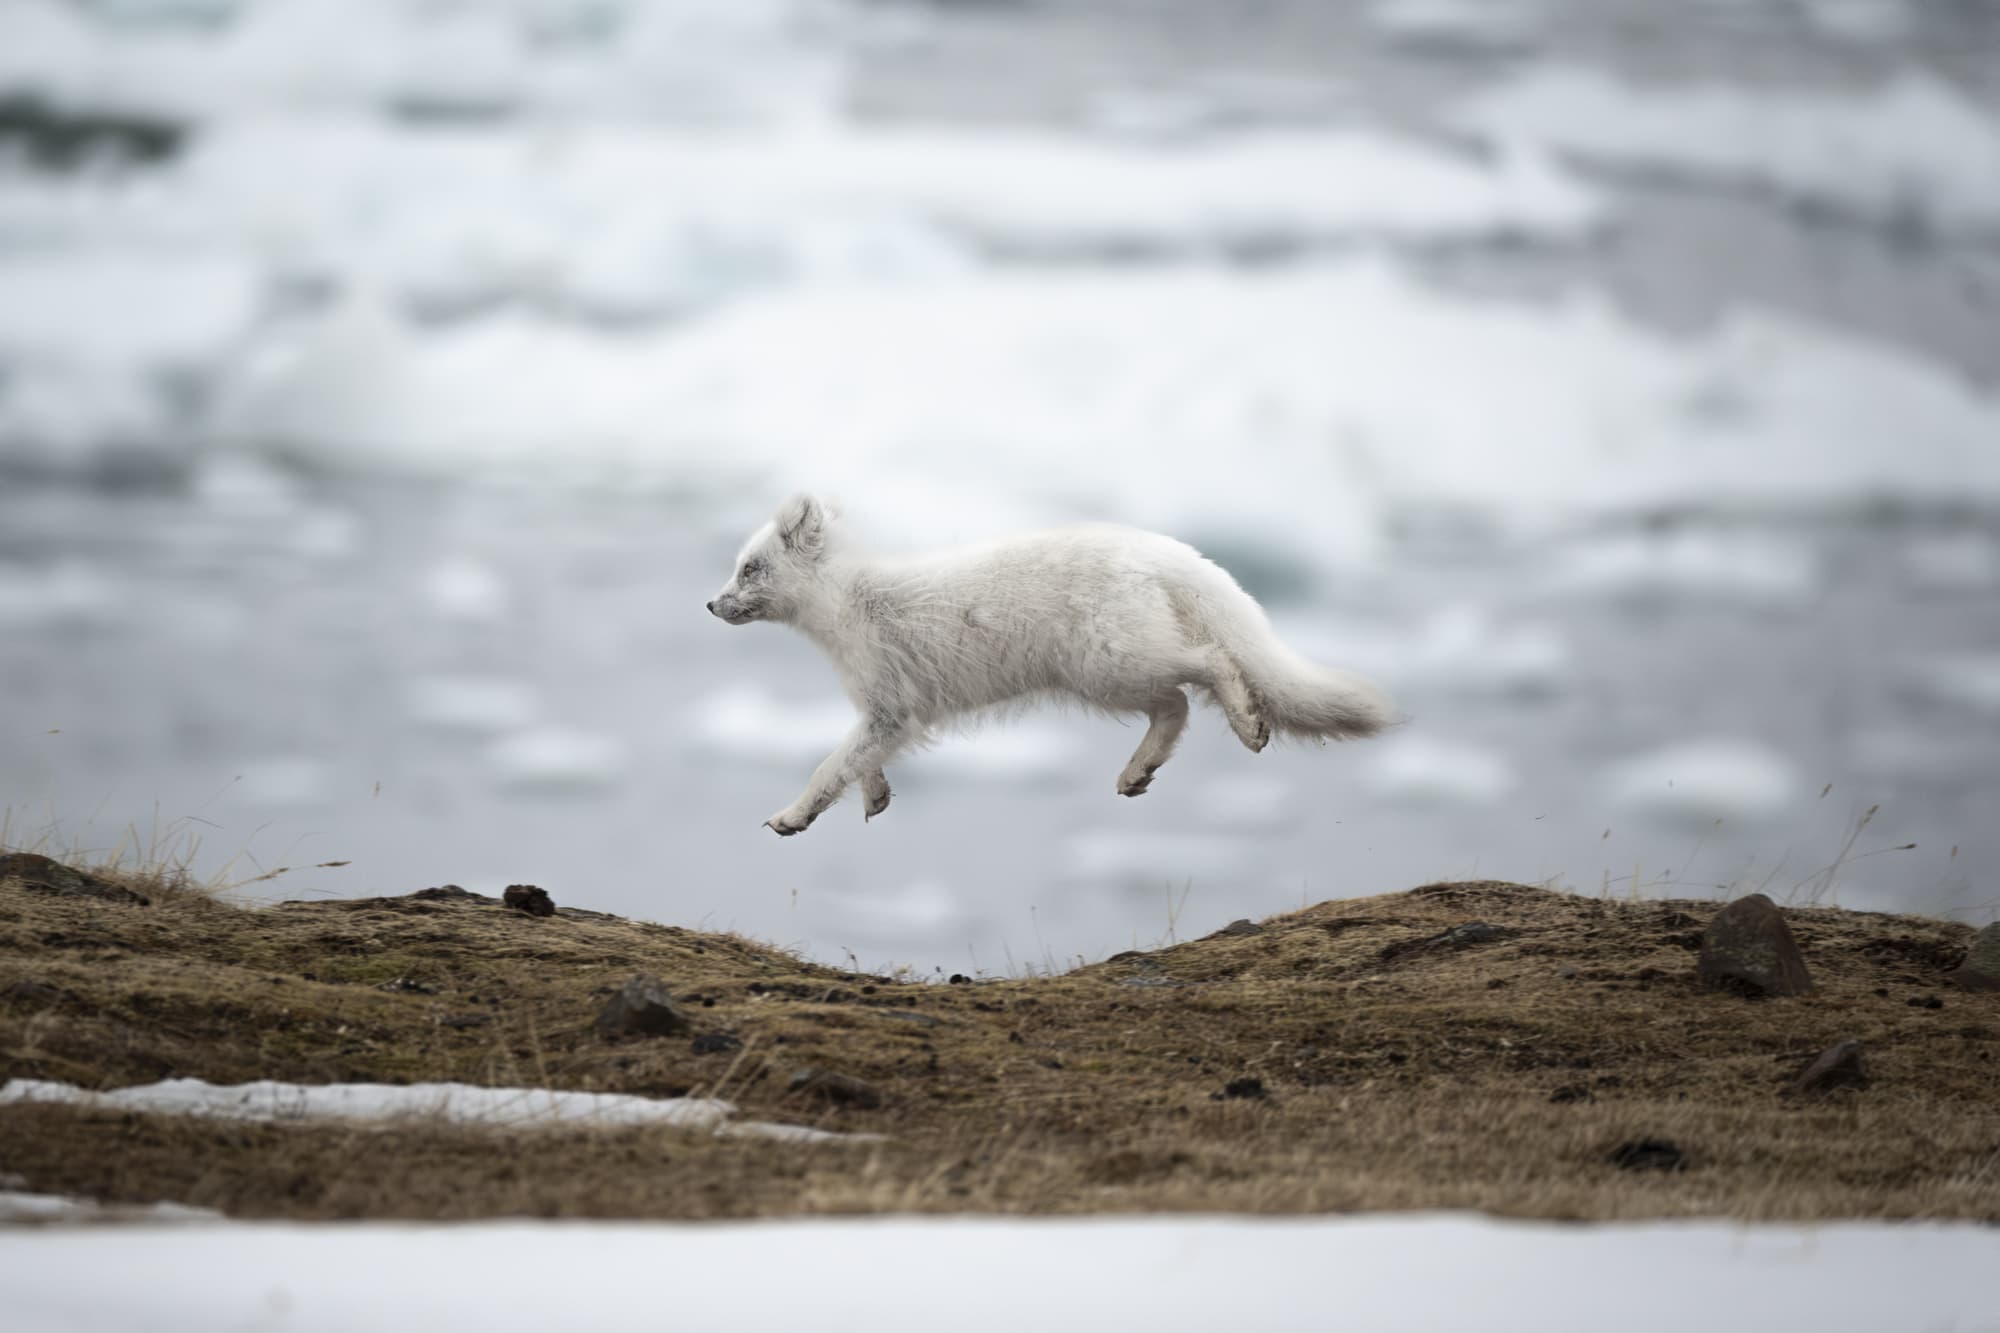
766, 715, 906, 836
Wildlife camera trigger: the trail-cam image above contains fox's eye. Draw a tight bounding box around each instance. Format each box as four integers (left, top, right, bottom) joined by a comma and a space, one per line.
739, 559, 765, 581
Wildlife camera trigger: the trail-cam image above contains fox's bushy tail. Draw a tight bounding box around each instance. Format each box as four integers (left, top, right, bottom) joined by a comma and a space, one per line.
1189, 569, 1394, 741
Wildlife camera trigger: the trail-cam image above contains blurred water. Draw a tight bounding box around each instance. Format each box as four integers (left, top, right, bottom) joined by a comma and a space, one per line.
2, 0, 1996, 970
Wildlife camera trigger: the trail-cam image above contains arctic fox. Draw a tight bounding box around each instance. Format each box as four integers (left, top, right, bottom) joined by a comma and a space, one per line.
707, 495, 1393, 837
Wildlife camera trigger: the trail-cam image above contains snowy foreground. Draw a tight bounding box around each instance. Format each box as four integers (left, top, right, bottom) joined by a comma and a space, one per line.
2, 1213, 1996, 1333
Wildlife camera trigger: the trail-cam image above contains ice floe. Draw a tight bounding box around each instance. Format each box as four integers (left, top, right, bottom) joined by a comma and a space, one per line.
1602, 739, 1800, 825
1902, 654, 2000, 721
204, 268, 2000, 571
485, 726, 627, 795
687, 684, 853, 767
1458, 67, 2000, 237
1365, 736, 1519, 807
403, 675, 541, 736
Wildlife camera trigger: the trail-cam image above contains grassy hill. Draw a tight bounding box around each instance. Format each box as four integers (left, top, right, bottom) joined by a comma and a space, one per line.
2, 854, 1995, 1221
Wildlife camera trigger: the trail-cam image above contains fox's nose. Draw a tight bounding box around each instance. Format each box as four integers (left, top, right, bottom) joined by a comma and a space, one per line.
705, 600, 716, 614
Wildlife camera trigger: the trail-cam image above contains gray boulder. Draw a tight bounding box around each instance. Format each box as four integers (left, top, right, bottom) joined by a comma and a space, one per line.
1697, 893, 1812, 997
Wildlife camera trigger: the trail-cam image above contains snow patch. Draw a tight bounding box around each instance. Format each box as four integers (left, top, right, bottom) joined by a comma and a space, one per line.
0, 1078, 870, 1144
0, 1214, 1994, 1332
0, 1191, 221, 1225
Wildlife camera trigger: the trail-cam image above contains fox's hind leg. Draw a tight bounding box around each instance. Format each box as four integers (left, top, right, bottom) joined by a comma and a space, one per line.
861, 768, 892, 820
1202, 648, 1270, 753
1117, 687, 1190, 796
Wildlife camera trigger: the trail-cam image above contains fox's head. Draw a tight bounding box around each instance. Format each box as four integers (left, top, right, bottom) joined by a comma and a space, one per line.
706, 493, 834, 626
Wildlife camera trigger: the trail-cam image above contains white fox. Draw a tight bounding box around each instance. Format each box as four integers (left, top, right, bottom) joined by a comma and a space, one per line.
707, 495, 1393, 836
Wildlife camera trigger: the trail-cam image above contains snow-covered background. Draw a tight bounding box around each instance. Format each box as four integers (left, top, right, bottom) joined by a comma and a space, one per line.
3, 0, 1997, 971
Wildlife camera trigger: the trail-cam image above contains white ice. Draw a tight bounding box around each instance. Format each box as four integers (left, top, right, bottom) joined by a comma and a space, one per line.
1902, 654, 2000, 721
1602, 739, 1801, 826
1365, 735, 1520, 807
208, 267, 2000, 571
0, 1214, 1994, 1333
484, 727, 628, 795
1458, 66, 2000, 237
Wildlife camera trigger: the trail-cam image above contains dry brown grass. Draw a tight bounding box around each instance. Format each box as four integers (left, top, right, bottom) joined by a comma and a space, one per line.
2, 857, 1996, 1222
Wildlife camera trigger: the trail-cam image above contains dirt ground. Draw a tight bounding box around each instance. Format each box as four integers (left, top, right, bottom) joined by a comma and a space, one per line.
2, 856, 1995, 1222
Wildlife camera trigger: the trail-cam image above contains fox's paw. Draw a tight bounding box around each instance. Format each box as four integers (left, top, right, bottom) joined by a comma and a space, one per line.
1231, 714, 1271, 754
1116, 765, 1158, 797
764, 809, 815, 837
862, 774, 892, 821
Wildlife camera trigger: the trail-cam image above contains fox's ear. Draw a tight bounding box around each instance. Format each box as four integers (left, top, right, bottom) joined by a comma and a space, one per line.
775, 493, 827, 559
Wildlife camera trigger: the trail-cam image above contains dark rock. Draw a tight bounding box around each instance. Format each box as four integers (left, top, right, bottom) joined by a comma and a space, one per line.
1549, 1084, 1594, 1104
594, 974, 693, 1038
691, 1033, 743, 1055
1906, 994, 1945, 1010
1696, 894, 1812, 997
503, 884, 555, 917
788, 1067, 885, 1109
410, 884, 483, 902
1609, 1139, 1686, 1172
947, 973, 971, 985
5, 981, 79, 1006
1209, 918, 1265, 939
1788, 1039, 1867, 1097
1951, 923, 2000, 992
0, 852, 150, 906
1215, 1077, 1267, 1101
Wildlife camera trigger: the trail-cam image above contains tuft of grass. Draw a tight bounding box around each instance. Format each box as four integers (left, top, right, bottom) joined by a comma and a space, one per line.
1, 853, 1996, 1223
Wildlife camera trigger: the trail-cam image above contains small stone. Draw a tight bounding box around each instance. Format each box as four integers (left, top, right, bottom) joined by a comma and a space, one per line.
788, 1067, 885, 1109
1210, 919, 1264, 939
1214, 1077, 1267, 1101
0, 852, 150, 906
503, 884, 555, 917
594, 974, 693, 1038
1609, 1138, 1685, 1172
1696, 894, 1812, 997
1906, 994, 1945, 1010
1951, 923, 2000, 992
1556, 964, 1580, 980
1788, 1039, 1867, 1096
1549, 1084, 1593, 1104
691, 1033, 743, 1055
947, 973, 970, 985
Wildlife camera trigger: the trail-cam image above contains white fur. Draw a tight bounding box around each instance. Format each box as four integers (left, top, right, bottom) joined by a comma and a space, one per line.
707, 495, 1394, 836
